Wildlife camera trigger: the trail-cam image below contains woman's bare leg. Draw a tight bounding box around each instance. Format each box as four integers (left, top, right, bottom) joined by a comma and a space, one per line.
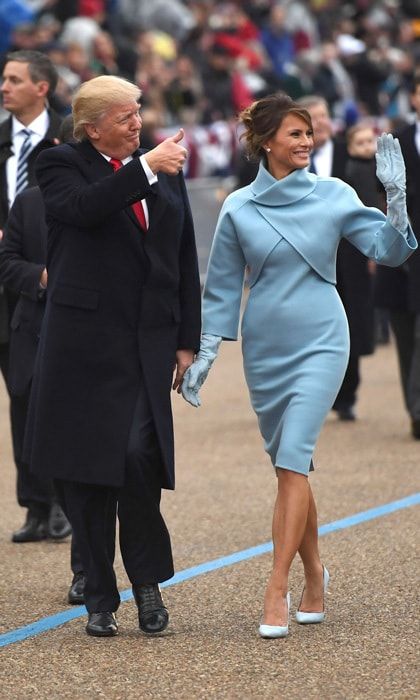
263, 469, 309, 625
297, 484, 324, 612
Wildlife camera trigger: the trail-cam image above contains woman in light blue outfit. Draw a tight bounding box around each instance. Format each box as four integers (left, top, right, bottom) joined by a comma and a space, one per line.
181, 94, 417, 638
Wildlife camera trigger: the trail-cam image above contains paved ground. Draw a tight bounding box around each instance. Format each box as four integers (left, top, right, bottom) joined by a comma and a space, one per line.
0, 339, 419, 699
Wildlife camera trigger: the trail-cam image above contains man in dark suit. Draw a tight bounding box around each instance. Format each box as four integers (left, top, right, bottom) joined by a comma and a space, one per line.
298, 95, 373, 422
0, 49, 70, 541
0, 116, 84, 604
26, 75, 201, 637
375, 76, 420, 439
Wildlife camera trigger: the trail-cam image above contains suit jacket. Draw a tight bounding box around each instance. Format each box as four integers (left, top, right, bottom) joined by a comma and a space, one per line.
25, 141, 201, 489
0, 187, 46, 395
202, 165, 416, 340
0, 111, 61, 346
330, 140, 376, 356
338, 156, 384, 355
375, 123, 420, 313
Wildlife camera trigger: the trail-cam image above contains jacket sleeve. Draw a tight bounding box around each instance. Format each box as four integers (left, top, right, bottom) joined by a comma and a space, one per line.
337, 182, 417, 267
177, 174, 202, 352
35, 145, 154, 228
202, 205, 246, 340
0, 194, 45, 301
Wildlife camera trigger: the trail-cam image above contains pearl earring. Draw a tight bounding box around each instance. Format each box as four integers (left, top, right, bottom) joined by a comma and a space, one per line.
265, 147, 271, 152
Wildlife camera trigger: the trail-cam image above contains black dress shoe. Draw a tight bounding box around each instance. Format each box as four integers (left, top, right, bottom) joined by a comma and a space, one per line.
12, 514, 48, 543
86, 612, 118, 637
133, 583, 169, 634
68, 573, 86, 605
48, 503, 72, 539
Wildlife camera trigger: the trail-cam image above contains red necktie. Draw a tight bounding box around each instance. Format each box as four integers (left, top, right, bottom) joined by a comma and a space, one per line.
109, 158, 147, 230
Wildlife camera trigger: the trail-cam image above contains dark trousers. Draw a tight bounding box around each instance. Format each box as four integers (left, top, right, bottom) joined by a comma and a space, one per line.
71, 535, 84, 576
54, 379, 174, 613
389, 311, 420, 420
333, 352, 360, 409
0, 341, 8, 386
10, 387, 53, 515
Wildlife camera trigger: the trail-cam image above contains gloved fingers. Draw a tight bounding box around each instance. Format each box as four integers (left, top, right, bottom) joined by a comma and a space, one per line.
392, 137, 403, 163
376, 133, 385, 158
184, 363, 199, 387
180, 383, 201, 407
186, 361, 207, 388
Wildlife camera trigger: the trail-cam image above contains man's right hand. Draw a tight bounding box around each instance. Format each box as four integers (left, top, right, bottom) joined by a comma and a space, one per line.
144, 128, 188, 176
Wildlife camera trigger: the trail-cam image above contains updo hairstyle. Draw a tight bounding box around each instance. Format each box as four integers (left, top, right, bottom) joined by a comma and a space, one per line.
239, 93, 312, 162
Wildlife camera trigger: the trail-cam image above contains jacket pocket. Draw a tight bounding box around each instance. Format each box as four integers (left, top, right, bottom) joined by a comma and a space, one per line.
140, 288, 180, 328
51, 284, 99, 310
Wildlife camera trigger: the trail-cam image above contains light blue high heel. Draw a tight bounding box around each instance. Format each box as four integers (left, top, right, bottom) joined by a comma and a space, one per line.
259, 592, 291, 638
295, 566, 330, 624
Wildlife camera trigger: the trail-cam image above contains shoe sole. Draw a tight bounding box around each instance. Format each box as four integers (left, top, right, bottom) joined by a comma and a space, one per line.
86, 627, 118, 637
48, 528, 72, 540
139, 617, 169, 634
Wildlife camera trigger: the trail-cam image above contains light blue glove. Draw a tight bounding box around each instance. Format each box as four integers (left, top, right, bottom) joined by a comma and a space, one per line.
375, 132, 408, 233
181, 333, 222, 407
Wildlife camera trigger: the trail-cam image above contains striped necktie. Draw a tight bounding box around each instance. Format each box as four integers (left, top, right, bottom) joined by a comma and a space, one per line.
15, 129, 33, 196
109, 158, 147, 230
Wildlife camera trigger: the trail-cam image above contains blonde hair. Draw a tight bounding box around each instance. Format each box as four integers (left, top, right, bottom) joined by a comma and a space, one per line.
239, 93, 312, 162
72, 76, 141, 140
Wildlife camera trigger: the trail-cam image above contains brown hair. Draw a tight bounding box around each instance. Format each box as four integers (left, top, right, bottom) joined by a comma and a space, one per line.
345, 122, 375, 146
6, 49, 58, 98
239, 93, 312, 162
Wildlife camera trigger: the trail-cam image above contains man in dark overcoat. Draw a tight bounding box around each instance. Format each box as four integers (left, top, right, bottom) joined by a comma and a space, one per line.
0, 116, 84, 604
26, 75, 201, 637
0, 49, 68, 541
375, 75, 420, 439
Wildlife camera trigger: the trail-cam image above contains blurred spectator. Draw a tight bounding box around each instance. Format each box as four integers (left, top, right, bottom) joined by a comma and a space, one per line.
260, 5, 295, 79
0, 1, 35, 55
163, 54, 203, 126
0, 49, 64, 541
298, 95, 375, 422
375, 74, 420, 439
0, 0, 420, 175
201, 41, 252, 124
311, 41, 356, 118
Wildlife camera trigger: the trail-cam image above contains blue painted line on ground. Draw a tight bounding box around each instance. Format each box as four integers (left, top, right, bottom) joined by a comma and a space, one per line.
1, 491, 419, 649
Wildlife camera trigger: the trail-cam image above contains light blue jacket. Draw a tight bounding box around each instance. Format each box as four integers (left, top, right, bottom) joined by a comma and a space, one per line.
203, 164, 417, 340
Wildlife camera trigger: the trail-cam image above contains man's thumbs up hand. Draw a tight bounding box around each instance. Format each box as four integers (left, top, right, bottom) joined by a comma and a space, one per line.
145, 128, 187, 176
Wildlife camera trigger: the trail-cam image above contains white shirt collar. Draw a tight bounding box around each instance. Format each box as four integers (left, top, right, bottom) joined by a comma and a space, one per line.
313, 138, 333, 177
99, 152, 132, 165
12, 109, 49, 138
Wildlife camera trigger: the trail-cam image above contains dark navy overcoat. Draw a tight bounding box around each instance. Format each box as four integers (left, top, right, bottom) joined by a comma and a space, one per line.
25, 140, 201, 489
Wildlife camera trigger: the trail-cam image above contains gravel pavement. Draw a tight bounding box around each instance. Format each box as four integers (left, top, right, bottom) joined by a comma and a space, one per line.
0, 340, 418, 699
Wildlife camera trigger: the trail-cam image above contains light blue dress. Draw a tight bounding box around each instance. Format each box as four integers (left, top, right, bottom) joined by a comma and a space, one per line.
202, 165, 417, 475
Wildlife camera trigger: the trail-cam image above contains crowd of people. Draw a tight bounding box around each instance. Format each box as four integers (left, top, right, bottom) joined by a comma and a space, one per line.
1, 1, 420, 176
0, 0, 419, 640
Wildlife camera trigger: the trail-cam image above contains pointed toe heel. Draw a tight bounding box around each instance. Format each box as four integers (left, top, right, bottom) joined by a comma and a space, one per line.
295, 566, 329, 625
259, 592, 290, 638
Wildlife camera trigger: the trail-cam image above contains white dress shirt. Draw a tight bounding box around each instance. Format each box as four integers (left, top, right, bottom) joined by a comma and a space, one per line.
7, 110, 50, 208
100, 152, 158, 228
312, 138, 334, 177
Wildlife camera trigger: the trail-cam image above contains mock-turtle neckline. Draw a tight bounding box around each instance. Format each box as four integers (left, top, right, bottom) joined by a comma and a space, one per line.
251, 162, 318, 206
